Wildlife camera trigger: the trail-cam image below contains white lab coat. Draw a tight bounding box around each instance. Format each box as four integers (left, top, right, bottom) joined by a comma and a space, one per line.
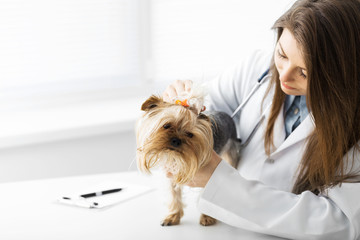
200, 50, 360, 239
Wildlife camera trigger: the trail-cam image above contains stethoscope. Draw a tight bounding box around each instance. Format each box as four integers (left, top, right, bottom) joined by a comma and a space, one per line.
231, 69, 272, 147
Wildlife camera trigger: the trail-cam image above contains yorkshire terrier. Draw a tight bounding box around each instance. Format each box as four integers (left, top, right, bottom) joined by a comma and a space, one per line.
136, 87, 240, 226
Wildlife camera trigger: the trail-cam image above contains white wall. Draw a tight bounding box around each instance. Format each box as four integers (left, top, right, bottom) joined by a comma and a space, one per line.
0, 131, 137, 183
0, 97, 144, 183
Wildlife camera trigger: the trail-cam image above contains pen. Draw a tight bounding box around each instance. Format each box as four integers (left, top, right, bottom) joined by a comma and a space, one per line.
80, 188, 122, 198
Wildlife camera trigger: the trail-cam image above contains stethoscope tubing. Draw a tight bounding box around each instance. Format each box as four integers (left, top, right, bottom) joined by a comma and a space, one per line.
231, 69, 271, 146
231, 69, 269, 118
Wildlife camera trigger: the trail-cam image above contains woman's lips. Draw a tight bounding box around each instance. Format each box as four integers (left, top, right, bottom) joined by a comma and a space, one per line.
281, 82, 295, 90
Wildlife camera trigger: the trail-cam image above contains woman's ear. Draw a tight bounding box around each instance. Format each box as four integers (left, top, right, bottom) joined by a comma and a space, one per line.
141, 95, 163, 111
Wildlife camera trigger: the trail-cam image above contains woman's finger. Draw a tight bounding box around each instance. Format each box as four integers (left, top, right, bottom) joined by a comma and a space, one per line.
163, 85, 177, 102
184, 80, 193, 92
173, 80, 186, 96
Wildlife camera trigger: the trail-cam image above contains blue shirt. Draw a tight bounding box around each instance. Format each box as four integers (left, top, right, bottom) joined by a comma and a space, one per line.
284, 95, 309, 139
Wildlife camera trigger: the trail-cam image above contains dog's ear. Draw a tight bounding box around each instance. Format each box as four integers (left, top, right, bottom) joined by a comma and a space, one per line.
141, 95, 163, 111
197, 113, 210, 122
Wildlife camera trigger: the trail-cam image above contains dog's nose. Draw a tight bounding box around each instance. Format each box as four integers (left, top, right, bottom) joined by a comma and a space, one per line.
170, 137, 182, 147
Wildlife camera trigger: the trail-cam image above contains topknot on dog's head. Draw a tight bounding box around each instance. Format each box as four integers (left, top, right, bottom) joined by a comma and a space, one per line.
172, 82, 207, 115
140, 82, 207, 115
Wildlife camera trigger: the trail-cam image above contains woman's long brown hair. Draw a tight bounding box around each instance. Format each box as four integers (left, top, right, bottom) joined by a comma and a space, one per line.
264, 0, 360, 194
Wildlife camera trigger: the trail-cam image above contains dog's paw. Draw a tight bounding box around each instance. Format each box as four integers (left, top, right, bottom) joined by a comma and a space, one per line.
161, 213, 182, 226
199, 214, 217, 226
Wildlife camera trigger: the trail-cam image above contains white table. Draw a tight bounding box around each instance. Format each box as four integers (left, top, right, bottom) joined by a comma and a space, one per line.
0, 171, 284, 240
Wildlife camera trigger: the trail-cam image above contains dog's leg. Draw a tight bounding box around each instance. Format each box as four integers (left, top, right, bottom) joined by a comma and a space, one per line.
198, 140, 240, 227
161, 180, 184, 226
199, 214, 217, 226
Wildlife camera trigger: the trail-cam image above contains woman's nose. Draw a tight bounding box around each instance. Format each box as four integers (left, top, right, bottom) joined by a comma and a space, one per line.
279, 65, 294, 82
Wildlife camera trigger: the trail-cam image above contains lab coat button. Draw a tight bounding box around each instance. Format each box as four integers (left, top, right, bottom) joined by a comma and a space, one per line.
267, 158, 275, 164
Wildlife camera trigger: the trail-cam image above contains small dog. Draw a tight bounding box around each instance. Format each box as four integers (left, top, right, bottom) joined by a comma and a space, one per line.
136, 88, 240, 226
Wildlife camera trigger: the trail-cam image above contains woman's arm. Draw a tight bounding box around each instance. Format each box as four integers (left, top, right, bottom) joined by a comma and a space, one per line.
197, 160, 358, 240
185, 150, 222, 188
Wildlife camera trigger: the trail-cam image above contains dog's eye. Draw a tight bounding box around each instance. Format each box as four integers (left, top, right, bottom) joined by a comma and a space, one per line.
163, 124, 171, 129
149, 104, 157, 109
185, 132, 193, 138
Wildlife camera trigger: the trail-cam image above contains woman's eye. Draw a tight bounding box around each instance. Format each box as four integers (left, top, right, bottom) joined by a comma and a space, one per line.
300, 69, 307, 79
277, 49, 286, 59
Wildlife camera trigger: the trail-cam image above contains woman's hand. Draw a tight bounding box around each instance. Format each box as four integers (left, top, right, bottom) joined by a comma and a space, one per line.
163, 80, 193, 103
166, 150, 222, 188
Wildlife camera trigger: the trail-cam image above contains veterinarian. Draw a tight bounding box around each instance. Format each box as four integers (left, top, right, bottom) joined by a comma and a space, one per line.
163, 0, 360, 239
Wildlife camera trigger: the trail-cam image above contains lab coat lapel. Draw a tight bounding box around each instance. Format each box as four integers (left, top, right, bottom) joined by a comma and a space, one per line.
272, 105, 286, 150
273, 114, 315, 155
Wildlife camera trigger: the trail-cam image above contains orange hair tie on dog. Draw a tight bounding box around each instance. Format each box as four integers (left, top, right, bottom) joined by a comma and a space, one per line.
175, 98, 207, 112
175, 99, 189, 107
